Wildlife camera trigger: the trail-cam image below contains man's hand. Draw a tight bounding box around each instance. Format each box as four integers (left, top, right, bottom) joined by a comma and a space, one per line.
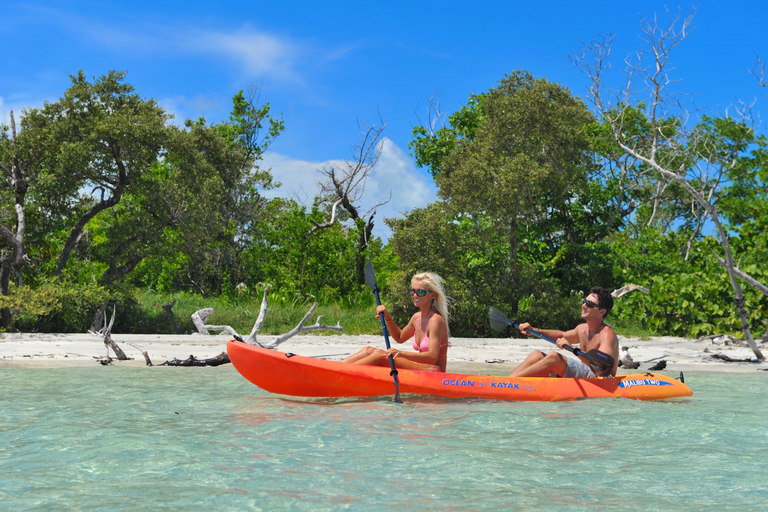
518, 322, 534, 335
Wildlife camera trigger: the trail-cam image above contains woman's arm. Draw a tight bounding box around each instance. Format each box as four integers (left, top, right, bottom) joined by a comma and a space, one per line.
377, 306, 416, 344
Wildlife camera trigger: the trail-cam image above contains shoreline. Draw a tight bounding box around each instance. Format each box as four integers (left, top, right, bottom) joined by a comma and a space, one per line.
1, 332, 766, 374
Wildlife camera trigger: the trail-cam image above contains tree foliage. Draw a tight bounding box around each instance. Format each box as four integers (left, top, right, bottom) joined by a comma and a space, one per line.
2, 60, 767, 340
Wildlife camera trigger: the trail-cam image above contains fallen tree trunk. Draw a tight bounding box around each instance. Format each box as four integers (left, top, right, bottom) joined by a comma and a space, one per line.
159, 352, 231, 367
711, 353, 754, 363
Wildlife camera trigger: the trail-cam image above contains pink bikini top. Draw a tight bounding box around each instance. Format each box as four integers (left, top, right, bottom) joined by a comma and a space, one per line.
412, 334, 431, 352
411, 311, 449, 352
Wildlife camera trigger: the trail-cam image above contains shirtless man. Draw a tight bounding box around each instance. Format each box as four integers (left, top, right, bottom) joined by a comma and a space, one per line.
509, 287, 618, 378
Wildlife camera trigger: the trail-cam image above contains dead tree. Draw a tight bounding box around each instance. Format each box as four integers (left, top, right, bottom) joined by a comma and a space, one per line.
572, 7, 764, 361
89, 305, 131, 362
306, 119, 392, 284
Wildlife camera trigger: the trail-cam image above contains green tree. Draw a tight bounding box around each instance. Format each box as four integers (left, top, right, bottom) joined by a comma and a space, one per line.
400, 71, 602, 332
432, 71, 595, 267
18, 71, 169, 279
410, 93, 487, 178
124, 88, 284, 296
243, 198, 362, 301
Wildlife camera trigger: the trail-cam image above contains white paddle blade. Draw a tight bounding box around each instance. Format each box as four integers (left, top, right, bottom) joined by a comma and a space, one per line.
489, 307, 514, 331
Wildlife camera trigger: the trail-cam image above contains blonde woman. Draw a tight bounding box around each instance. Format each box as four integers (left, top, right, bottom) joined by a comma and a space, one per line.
343, 272, 450, 372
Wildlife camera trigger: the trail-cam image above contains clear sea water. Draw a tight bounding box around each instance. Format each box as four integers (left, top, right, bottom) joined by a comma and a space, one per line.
1, 366, 766, 511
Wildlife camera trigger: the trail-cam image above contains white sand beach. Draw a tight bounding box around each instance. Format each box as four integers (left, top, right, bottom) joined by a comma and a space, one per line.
1, 331, 766, 373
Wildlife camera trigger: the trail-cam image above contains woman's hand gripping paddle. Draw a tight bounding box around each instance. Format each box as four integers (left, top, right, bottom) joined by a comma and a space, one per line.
365, 259, 403, 403
488, 306, 614, 372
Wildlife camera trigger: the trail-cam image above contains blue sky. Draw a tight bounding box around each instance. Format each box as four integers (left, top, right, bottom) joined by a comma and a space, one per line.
2, 1, 766, 239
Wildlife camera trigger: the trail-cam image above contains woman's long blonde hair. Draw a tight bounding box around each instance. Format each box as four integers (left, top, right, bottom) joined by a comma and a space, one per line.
412, 272, 450, 336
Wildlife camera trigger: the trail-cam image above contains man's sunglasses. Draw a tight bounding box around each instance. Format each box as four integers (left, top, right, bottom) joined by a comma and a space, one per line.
409, 289, 430, 297
582, 299, 601, 309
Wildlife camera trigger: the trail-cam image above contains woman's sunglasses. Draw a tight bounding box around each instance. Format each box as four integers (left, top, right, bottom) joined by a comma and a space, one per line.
409, 289, 430, 297
582, 298, 601, 309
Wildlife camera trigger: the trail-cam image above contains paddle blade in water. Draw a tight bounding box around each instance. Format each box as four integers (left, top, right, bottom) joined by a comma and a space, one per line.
489, 307, 514, 331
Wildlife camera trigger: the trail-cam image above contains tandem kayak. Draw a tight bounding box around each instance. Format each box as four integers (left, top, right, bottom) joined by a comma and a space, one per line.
228, 340, 693, 401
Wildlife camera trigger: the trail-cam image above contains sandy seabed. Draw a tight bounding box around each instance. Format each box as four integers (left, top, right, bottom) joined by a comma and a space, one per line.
1, 331, 766, 374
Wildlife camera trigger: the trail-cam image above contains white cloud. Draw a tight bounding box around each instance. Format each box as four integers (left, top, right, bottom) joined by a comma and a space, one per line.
46, 9, 309, 84
157, 94, 225, 126
260, 152, 328, 203
193, 27, 303, 83
260, 138, 438, 241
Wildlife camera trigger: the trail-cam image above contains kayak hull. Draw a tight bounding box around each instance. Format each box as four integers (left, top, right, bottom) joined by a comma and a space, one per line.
228, 341, 693, 401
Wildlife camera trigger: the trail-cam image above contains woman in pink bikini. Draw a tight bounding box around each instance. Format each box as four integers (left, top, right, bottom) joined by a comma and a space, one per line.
342, 272, 450, 372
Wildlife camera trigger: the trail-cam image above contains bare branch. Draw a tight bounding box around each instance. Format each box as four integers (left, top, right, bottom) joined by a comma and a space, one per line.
191, 307, 241, 337
305, 198, 344, 239
611, 284, 651, 298
752, 53, 767, 87
414, 93, 449, 137
361, 191, 392, 221
265, 302, 343, 349
191, 308, 214, 335
245, 286, 270, 345
310, 119, 390, 237
715, 256, 768, 296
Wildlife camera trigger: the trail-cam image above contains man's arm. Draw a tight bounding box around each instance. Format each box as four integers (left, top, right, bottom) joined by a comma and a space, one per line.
557, 327, 581, 347
594, 326, 618, 356
519, 323, 580, 345
580, 327, 619, 376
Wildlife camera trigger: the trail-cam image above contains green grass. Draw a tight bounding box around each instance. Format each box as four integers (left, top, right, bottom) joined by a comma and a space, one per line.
130, 289, 663, 340
132, 289, 383, 336
609, 316, 657, 340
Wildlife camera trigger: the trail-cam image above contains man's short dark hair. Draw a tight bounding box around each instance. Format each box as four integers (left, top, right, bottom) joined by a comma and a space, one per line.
591, 286, 614, 318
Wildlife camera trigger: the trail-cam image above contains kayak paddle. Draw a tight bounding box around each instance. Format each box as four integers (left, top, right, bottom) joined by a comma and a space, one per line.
488, 306, 614, 370
365, 258, 403, 403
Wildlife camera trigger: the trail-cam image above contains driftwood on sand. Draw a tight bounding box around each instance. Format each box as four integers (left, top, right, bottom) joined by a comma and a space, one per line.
190, 287, 343, 349
89, 305, 131, 364
92, 287, 343, 366
710, 353, 754, 363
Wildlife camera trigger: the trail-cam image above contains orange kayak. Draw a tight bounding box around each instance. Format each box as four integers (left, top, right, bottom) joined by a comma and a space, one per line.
228, 340, 693, 401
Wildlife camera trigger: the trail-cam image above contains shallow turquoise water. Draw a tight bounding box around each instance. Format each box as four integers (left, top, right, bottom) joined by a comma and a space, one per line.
1, 366, 766, 511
